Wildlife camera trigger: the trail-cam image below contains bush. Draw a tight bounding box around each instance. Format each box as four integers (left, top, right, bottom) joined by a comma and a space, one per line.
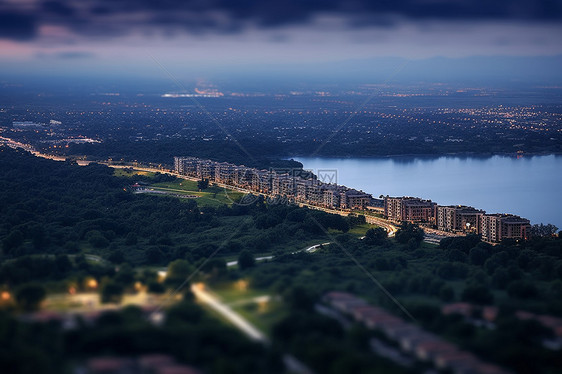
147, 281, 165, 294
86, 230, 109, 248
15, 283, 47, 311
448, 249, 468, 263
364, 228, 387, 246
395, 222, 424, 246
238, 250, 256, 270
507, 280, 539, 299
437, 262, 468, 280
101, 281, 124, 304
461, 284, 494, 305
439, 285, 455, 302
165, 259, 193, 287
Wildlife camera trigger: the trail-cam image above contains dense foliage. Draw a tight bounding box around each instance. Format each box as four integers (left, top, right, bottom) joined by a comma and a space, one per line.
243, 229, 562, 373
2, 147, 562, 374
0, 301, 281, 374
0, 148, 354, 272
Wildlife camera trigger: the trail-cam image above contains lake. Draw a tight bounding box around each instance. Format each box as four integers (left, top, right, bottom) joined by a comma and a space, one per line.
295, 155, 562, 229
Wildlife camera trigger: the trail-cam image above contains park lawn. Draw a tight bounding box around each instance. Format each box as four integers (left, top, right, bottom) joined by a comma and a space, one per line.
347, 223, 375, 237
153, 179, 199, 192
420, 241, 439, 249
150, 180, 245, 207
209, 281, 268, 304
44, 294, 90, 311
113, 168, 156, 178
194, 192, 243, 208
326, 223, 374, 238
353, 210, 385, 218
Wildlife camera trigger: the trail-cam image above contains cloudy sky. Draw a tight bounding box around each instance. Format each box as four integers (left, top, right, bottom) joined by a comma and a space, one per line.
1, 0, 562, 85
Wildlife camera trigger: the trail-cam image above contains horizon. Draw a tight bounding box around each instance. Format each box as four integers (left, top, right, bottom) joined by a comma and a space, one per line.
1, 1, 562, 89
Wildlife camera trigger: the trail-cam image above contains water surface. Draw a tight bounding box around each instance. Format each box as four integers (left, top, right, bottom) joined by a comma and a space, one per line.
295, 155, 562, 228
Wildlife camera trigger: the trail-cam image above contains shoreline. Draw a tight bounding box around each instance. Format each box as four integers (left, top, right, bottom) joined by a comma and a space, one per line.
284, 151, 562, 161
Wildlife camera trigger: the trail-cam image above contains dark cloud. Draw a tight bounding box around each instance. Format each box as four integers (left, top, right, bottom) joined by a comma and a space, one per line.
0, 12, 38, 41
42, 1, 76, 17
0, 0, 561, 41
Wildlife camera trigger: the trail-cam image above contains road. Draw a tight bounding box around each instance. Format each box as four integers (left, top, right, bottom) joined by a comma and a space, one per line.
226, 255, 273, 267
226, 241, 331, 267
190, 283, 267, 342
301, 242, 332, 253
190, 283, 314, 374
363, 215, 398, 237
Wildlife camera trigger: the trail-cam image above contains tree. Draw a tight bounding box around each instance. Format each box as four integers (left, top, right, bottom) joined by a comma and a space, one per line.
440, 234, 481, 252
448, 249, 468, 263
197, 178, 209, 190
201, 258, 227, 280
124, 232, 138, 245
461, 284, 494, 305
114, 264, 135, 287
85, 230, 109, 248
238, 250, 256, 270
439, 285, 455, 302
147, 281, 165, 294
492, 267, 510, 289
283, 286, 316, 312
55, 254, 73, 273
364, 227, 387, 245
108, 250, 125, 264
3, 230, 24, 253
507, 280, 539, 299
145, 247, 164, 264
101, 281, 124, 304
469, 246, 489, 266
165, 259, 193, 287
530, 223, 558, 237
29, 224, 47, 249
16, 283, 47, 311
395, 222, 424, 247
437, 262, 468, 280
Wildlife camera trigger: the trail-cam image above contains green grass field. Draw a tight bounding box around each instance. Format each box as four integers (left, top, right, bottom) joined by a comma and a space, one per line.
347, 223, 374, 237
113, 168, 156, 178
151, 180, 245, 207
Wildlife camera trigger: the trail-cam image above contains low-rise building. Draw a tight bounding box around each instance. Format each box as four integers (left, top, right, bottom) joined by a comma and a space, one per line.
324, 292, 512, 374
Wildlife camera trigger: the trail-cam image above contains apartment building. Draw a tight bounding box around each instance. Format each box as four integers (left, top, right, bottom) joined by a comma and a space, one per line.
384, 196, 435, 223
436, 205, 484, 233
214, 162, 236, 184
342, 189, 372, 210
323, 187, 341, 209
272, 173, 295, 197
480, 214, 531, 243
